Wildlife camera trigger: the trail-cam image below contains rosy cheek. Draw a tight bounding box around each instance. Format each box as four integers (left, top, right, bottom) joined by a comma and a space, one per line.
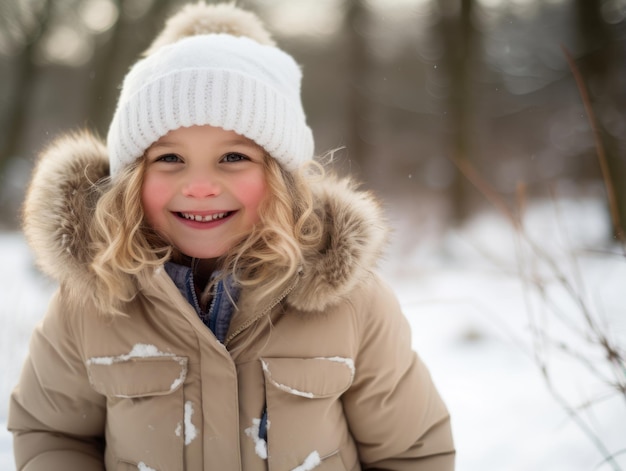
240, 176, 267, 223
141, 175, 170, 227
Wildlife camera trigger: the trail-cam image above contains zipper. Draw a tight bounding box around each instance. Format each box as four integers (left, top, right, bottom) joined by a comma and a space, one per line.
223, 272, 301, 347
188, 258, 204, 314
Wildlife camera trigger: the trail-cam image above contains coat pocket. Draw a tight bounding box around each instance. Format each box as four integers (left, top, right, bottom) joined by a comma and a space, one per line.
87, 355, 187, 398
260, 357, 358, 471
261, 357, 354, 399
86, 354, 188, 471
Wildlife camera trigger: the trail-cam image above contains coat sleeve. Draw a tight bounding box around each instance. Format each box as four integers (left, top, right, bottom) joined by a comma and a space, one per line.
8, 291, 106, 471
342, 274, 455, 470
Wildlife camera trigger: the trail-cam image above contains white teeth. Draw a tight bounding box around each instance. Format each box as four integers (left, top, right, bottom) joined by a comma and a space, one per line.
180, 212, 228, 222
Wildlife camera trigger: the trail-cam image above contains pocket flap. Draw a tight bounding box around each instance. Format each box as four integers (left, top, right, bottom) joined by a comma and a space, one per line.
87, 356, 187, 398
261, 357, 354, 398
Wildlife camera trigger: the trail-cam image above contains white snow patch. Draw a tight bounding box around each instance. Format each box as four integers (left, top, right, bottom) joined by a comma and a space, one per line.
86, 343, 175, 365
244, 418, 268, 459
87, 344, 186, 394
184, 401, 197, 445
175, 422, 182, 438
314, 356, 355, 379
261, 360, 314, 398
291, 451, 321, 471
170, 369, 185, 391
274, 384, 314, 398
137, 462, 156, 471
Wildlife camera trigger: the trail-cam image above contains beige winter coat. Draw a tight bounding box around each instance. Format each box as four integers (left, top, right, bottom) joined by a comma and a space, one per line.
8, 133, 455, 470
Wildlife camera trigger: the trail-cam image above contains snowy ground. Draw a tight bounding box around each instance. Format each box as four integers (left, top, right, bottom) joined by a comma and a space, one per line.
1, 196, 624, 470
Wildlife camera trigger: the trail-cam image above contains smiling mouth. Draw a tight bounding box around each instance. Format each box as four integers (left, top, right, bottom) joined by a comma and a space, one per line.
178, 211, 232, 222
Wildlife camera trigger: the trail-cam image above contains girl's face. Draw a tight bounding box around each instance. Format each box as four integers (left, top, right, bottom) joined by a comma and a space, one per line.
142, 125, 268, 260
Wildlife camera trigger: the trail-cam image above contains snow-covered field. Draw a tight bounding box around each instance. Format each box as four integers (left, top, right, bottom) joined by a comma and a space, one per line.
1, 196, 624, 470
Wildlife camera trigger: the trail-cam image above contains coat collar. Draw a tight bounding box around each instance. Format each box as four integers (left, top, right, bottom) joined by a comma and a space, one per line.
22, 131, 388, 314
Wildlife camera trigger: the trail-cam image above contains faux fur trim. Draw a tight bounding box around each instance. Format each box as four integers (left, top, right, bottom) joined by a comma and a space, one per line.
22, 132, 388, 313
22, 131, 110, 310
144, 2, 275, 56
287, 178, 388, 312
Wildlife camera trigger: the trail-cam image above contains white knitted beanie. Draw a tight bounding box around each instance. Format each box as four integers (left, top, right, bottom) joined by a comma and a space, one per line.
106, 3, 314, 177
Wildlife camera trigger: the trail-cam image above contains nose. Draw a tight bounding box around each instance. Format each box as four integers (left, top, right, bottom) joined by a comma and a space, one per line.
181, 173, 221, 198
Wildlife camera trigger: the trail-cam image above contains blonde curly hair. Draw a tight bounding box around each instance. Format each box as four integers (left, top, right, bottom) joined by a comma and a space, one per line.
88, 153, 324, 315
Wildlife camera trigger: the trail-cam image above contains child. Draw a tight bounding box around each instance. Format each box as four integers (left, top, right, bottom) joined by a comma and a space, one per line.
9, 3, 454, 470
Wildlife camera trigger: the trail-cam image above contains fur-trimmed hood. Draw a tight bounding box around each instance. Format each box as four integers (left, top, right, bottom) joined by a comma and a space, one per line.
22, 132, 388, 313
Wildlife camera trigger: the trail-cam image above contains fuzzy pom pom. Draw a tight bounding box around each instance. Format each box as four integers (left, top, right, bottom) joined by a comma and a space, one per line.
144, 2, 274, 55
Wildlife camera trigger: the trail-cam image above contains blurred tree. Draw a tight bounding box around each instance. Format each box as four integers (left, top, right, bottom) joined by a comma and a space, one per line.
574, 0, 626, 239
86, 0, 133, 134
436, 0, 481, 222
345, 0, 370, 173
0, 0, 52, 173
86, 0, 176, 135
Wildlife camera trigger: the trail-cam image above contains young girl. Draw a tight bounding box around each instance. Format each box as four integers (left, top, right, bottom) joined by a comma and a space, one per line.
9, 3, 454, 470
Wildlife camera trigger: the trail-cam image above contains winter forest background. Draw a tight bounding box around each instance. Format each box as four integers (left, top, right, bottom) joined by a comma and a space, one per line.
1, 0, 625, 470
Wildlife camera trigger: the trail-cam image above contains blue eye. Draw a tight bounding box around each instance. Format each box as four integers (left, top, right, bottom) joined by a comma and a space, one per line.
156, 154, 182, 163
222, 153, 247, 163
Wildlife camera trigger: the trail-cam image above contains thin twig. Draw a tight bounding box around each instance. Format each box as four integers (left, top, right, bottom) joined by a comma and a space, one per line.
451, 156, 521, 230
542, 370, 622, 471
561, 44, 626, 250
596, 450, 626, 471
